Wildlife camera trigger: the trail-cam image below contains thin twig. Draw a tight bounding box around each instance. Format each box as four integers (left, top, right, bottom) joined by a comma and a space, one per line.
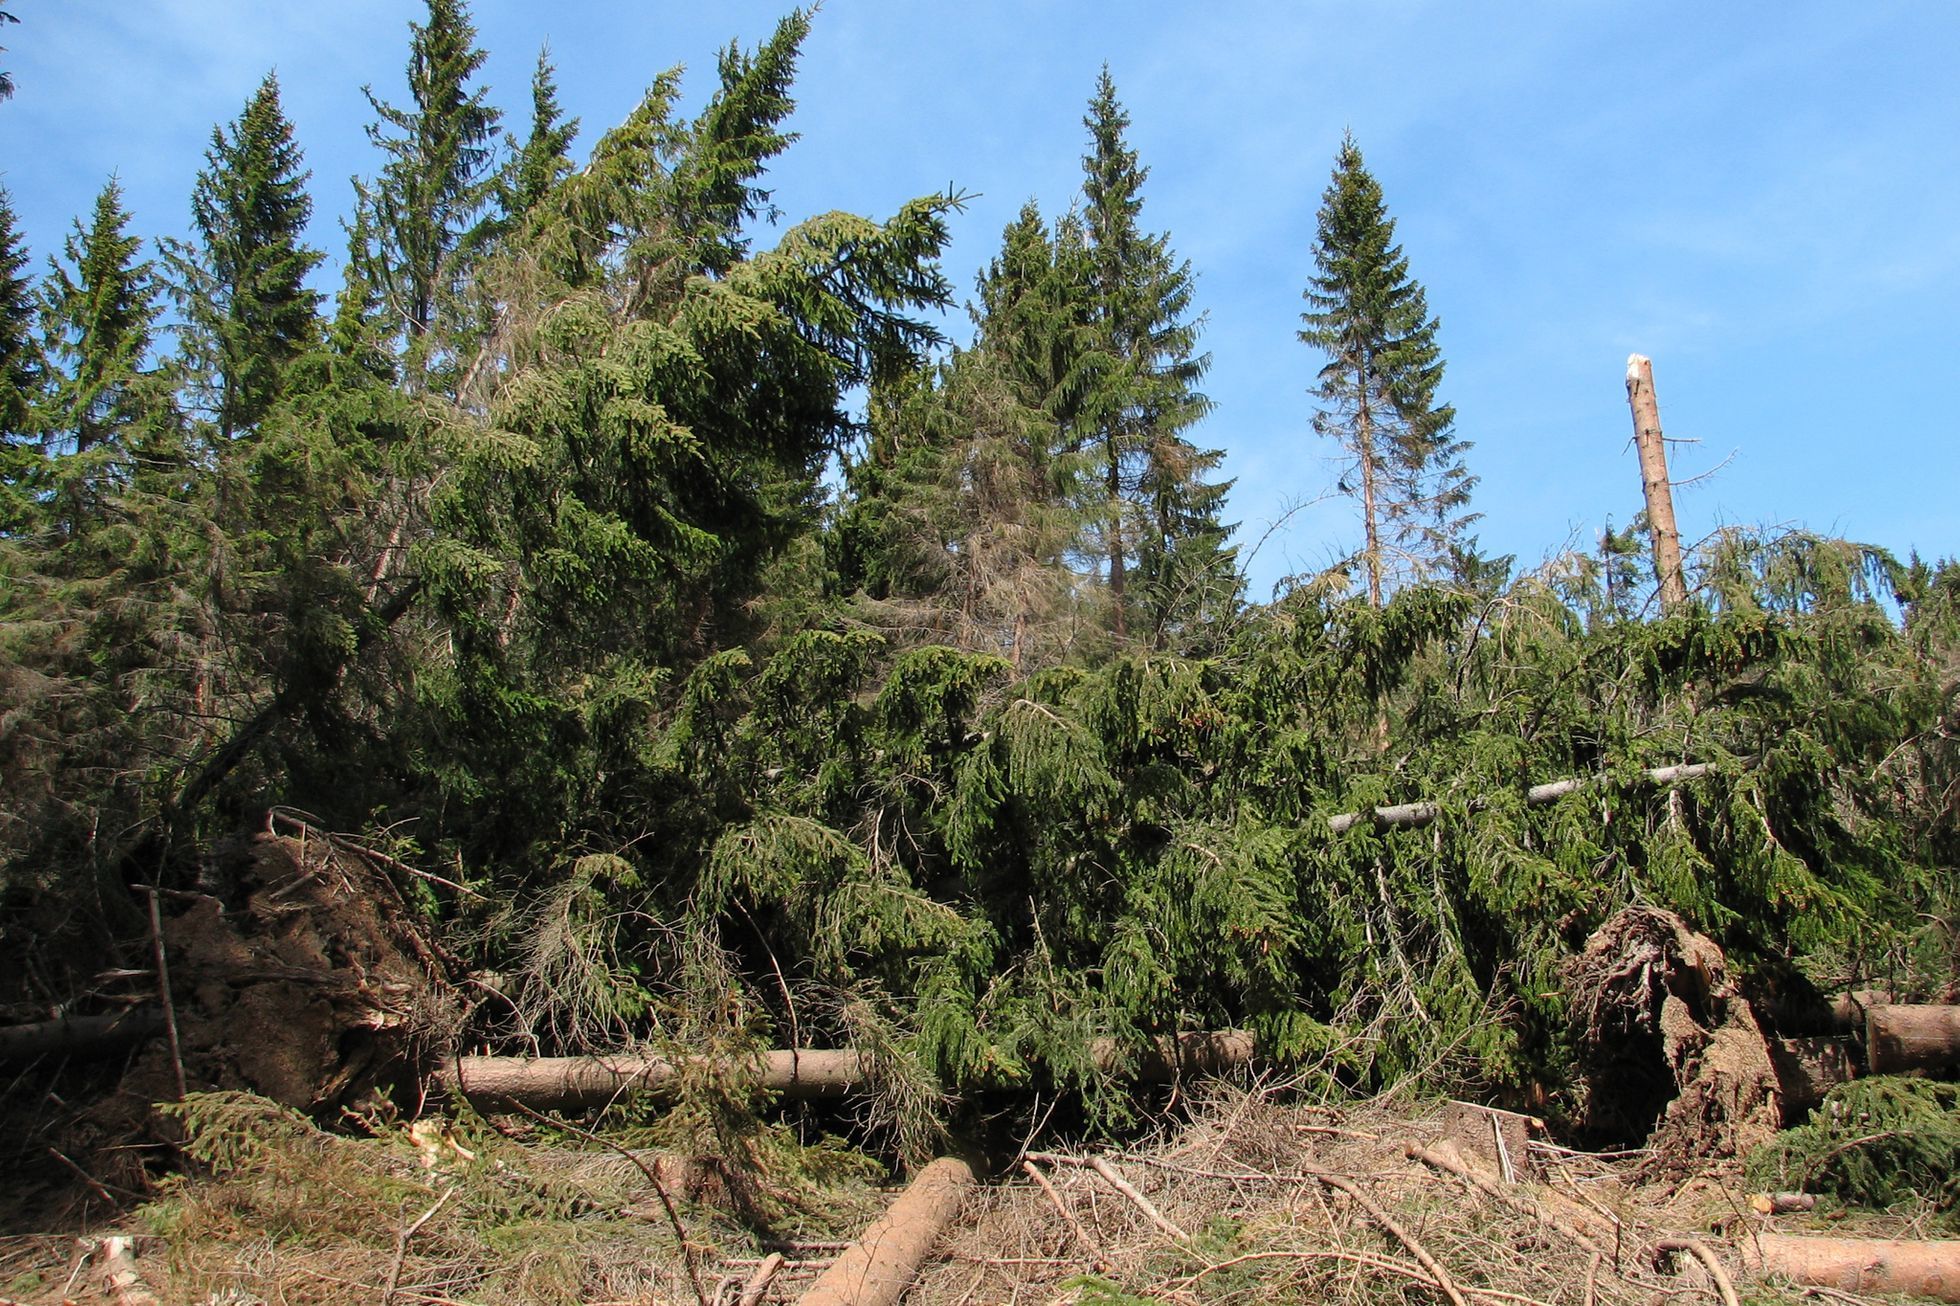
142, 888, 186, 1100
504, 1100, 709, 1306
45, 1148, 117, 1204
1021, 1159, 1109, 1271
1026, 1151, 1188, 1242
268, 808, 483, 899
381, 1185, 454, 1306
1311, 1169, 1469, 1306
1654, 1239, 1741, 1306
1177, 1246, 1554, 1306
1407, 1142, 1604, 1257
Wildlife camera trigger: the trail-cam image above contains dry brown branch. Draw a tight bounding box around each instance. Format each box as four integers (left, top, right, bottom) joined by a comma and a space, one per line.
1020, 1159, 1108, 1270
1296, 1123, 1384, 1141
1025, 1151, 1189, 1242
1655, 1239, 1741, 1306
380, 1185, 454, 1306
1311, 1169, 1470, 1306
142, 887, 186, 1100
1407, 1141, 1607, 1255
737, 1252, 785, 1306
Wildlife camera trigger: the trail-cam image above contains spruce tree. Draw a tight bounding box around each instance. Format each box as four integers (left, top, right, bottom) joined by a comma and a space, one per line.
1078, 70, 1231, 644
505, 46, 579, 218
356, 0, 501, 366
1300, 132, 1474, 607
41, 178, 160, 465
169, 73, 323, 440
0, 189, 44, 533
671, 10, 809, 277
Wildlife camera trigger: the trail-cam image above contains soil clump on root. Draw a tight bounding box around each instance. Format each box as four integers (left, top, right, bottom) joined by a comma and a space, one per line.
1564, 906, 1782, 1173
2, 829, 463, 1227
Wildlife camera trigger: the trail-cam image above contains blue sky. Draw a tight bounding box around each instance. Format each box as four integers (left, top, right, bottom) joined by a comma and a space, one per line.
4, 2, 1956, 600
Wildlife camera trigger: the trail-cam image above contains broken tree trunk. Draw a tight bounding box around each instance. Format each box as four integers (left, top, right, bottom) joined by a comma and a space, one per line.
1831, 989, 1896, 1032
1325, 761, 1717, 834
1626, 353, 1689, 613
440, 1030, 1256, 1112
795, 1157, 975, 1306
1866, 1005, 1960, 1075
0, 1008, 163, 1064
1744, 1234, 1960, 1302
1769, 1036, 1856, 1117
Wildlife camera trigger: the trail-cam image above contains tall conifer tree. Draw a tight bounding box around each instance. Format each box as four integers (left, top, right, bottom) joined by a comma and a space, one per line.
0, 188, 45, 532
41, 179, 159, 464
1078, 70, 1231, 644
506, 46, 579, 219
1300, 132, 1474, 607
170, 73, 323, 440
356, 0, 501, 368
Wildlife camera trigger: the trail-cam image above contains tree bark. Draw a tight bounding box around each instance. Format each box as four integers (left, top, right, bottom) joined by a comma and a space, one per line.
794, 1157, 974, 1306
1626, 354, 1688, 613
438, 1031, 1257, 1112
1745, 1234, 1960, 1302
1325, 761, 1717, 834
1769, 1036, 1855, 1117
1865, 1005, 1960, 1075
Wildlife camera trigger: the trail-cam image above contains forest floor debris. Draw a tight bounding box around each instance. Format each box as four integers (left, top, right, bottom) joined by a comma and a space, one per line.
4, 1077, 1958, 1304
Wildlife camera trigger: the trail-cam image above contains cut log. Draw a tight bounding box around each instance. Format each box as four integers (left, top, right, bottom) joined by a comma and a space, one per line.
440, 1030, 1256, 1112
0, 1008, 163, 1063
1770, 1036, 1855, 1117
1866, 1005, 1960, 1075
446, 1047, 866, 1110
1830, 989, 1896, 1033
795, 1156, 975, 1306
1744, 1234, 1960, 1302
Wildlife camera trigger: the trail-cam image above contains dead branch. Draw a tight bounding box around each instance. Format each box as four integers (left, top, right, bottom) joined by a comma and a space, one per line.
142, 888, 186, 1100
1025, 1151, 1188, 1243
380, 1186, 453, 1306
1655, 1239, 1741, 1306
1312, 1169, 1469, 1306
1406, 1142, 1607, 1255
1020, 1159, 1109, 1271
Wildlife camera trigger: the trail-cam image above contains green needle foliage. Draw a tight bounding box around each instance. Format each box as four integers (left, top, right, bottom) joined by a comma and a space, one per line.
167, 73, 324, 441
0, 6, 1952, 1170
356, 0, 502, 377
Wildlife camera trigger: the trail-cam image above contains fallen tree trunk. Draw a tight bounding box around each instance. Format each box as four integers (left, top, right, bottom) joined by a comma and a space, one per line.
1866, 1005, 1960, 1075
439, 1030, 1258, 1111
1830, 989, 1896, 1033
1326, 762, 1717, 834
1744, 1233, 1960, 1302
0, 1008, 163, 1064
795, 1157, 975, 1306
1770, 1036, 1856, 1116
